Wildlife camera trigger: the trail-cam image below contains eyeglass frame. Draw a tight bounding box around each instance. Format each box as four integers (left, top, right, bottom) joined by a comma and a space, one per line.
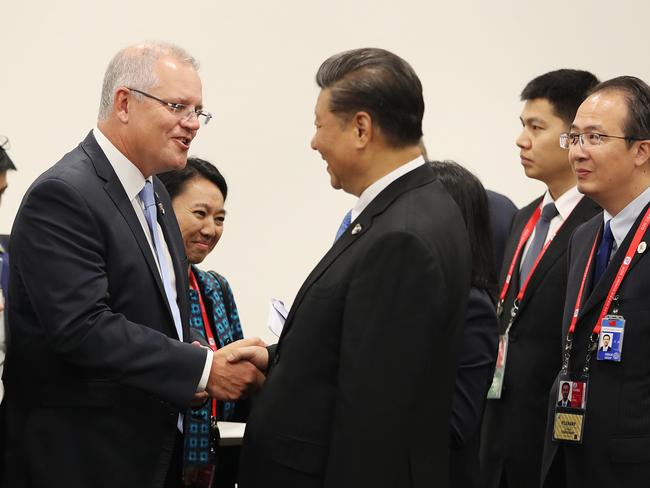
127, 87, 212, 126
559, 131, 646, 149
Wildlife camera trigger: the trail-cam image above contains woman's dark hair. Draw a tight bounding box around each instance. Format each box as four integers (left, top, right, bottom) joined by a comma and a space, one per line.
429, 160, 498, 299
157, 156, 228, 201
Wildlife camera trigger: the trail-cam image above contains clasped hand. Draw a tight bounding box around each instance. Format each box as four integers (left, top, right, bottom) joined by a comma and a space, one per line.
191, 337, 269, 405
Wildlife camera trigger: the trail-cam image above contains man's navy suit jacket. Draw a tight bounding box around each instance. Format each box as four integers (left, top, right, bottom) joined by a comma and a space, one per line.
541, 204, 650, 487
2, 132, 206, 488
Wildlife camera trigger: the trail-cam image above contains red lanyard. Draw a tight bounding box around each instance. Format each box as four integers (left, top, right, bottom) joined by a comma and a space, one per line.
189, 270, 218, 418
568, 207, 650, 337
498, 204, 566, 313
498, 206, 541, 306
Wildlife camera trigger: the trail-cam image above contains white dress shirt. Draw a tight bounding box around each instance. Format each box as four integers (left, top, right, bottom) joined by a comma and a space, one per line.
93, 129, 212, 393
520, 186, 584, 270
351, 155, 426, 221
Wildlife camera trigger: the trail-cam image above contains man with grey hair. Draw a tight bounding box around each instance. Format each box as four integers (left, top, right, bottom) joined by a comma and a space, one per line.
232, 47, 471, 488
2, 42, 265, 488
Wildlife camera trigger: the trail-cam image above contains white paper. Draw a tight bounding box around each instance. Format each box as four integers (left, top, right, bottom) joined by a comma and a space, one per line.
267, 298, 288, 337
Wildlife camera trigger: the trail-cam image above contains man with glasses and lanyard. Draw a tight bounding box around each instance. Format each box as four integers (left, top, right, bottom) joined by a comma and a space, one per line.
540, 76, 650, 487
481, 70, 601, 488
2, 43, 265, 488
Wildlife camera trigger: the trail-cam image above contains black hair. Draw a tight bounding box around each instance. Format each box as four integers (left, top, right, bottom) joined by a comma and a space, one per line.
157, 157, 228, 201
589, 76, 650, 146
428, 160, 498, 299
316, 47, 424, 148
0, 146, 16, 172
521, 69, 600, 125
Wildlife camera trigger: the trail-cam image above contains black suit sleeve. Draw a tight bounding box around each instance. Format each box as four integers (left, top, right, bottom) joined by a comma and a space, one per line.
449, 287, 499, 447
12, 177, 206, 408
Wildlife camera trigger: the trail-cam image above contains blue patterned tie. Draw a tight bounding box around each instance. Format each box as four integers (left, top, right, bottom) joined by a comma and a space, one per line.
334, 210, 352, 242
593, 220, 614, 286
519, 203, 558, 284
139, 181, 183, 340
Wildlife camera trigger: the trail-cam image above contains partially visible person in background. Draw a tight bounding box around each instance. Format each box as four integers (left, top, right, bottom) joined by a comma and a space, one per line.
159, 156, 247, 488
0, 134, 16, 482
419, 140, 517, 272
485, 190, 517, 271
429, 160, 499, 488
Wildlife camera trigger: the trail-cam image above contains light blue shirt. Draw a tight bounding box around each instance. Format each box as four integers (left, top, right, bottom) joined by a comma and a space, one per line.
604, 186, 650, 255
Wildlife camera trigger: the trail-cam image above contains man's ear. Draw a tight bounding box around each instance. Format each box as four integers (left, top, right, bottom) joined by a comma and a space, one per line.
352, 111, 372, 148
114, 87, 131, 123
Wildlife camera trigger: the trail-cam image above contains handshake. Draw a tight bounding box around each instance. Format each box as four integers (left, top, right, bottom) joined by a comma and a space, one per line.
192, 337, 270, 404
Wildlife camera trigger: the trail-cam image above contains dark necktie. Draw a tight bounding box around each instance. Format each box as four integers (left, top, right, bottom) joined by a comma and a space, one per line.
592, 220, 614, 286
139, 181, 183, 340
520, 203, 559, 284
334, 210, 352, 242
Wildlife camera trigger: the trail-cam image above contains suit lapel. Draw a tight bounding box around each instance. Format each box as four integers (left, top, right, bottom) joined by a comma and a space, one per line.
80, 132, 177, 332
281, 164, 436, 338
514, 197, 600, 319
155, 178, 190, 340
579, 201, 650, 320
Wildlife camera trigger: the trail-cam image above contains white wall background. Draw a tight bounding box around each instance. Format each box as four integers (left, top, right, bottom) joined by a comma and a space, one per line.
1, 0, 647, 342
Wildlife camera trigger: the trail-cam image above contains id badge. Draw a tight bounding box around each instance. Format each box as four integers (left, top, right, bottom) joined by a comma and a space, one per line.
596, 315, 625, 362
552, 376, 588, 444
487, 334, 509, 399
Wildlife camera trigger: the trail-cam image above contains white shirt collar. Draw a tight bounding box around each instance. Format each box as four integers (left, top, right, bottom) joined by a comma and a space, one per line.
351, 156, 425, 221
93, 127, 150, 202
540, 185, 583, 222
604, 186, 650, 249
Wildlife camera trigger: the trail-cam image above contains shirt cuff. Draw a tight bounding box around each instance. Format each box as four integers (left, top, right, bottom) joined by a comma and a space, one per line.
197, 348, 213, 392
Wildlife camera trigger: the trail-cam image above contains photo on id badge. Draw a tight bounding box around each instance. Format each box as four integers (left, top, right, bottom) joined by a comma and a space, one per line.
556, 380, 586, 410
597, 316, 625, 362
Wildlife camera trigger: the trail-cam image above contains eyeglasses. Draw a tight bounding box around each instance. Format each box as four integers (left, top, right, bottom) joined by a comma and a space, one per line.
0, 135, 9, 151
559, 132, 644, 149
127, 88, 212, 126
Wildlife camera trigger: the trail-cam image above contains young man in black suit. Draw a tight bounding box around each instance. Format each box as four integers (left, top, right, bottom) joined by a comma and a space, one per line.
1, 42, 264, 488
541, 76, 650, 487
481, 69, 601, 488
233, 48, 472, 488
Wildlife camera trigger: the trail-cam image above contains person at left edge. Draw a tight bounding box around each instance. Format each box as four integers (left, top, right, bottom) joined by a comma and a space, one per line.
1, 42, 264, 488
234, 47, 471, 488
0, 134, 17, 483
159, 157, 249, 488
0, 134, 16, 401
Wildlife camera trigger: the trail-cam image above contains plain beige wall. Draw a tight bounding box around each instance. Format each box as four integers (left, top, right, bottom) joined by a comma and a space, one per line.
1, 0, 648, 342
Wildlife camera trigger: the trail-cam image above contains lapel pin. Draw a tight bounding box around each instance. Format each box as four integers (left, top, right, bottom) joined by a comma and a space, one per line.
351, 223, 363, 235
154, 192, 165, 215
638, 241, 647, 254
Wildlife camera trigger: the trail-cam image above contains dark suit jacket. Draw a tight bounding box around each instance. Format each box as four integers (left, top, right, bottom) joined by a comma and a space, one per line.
486, 190, 518, 272
0, 234, 7, 488
2, 132, 207, 488
450, 287, 499, 488
480, 195, 600, 488
541, 205, 650, 487
240, 164, 471, 488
